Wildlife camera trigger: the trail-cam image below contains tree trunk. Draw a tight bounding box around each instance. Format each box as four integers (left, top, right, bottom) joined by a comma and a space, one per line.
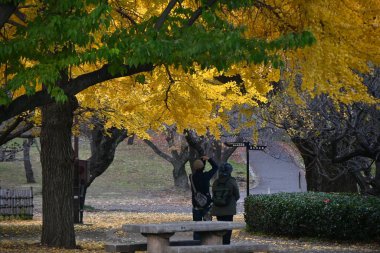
87, 125, 128, 187
293, 138, 357, 193
23, 138, 36, 183
144, 137, 190, 190
304, 163, 357, 192
172, 160, 189, 189
368, 159, 380, 196
40, 99, 76, 248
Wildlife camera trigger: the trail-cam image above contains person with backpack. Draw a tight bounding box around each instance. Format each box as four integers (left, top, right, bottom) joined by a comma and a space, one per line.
211, 162, 240, 245
189, 155, 219, 240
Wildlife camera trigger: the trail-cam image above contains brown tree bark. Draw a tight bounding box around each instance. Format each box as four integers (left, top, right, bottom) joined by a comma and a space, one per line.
293, 138, 358, 193
144, 138, 190, 190
87, 125, 128, 187
172, 160, 189, 189
23, 138, 36, 183
40, 98, 77, 248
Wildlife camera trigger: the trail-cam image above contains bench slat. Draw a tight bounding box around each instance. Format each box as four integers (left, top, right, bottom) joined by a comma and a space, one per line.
105, 240, 201, 253
166, 243, 270, 253
104, 243, 146, 253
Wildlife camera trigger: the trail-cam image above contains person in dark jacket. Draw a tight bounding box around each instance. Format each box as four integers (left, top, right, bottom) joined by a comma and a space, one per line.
189, 155, 219, 240
211, 162, 240, 244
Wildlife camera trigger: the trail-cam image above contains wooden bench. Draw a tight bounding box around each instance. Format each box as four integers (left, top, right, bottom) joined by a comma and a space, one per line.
105, 240, 201, 253
166, 243, 270, 253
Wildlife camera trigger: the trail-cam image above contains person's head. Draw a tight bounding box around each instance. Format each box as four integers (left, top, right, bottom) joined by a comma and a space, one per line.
220, 162, 233, 177
193, 159, 205, 171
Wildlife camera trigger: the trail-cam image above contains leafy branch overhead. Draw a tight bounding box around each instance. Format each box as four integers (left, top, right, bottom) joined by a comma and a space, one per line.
0, 0, 379, 137
0, 0, 316, 122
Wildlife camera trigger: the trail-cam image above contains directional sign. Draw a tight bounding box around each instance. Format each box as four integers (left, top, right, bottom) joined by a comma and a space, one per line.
224, 142, 248, 147
225, 142, 266, 150
224, 142, 266, 196
249, 145, 266, 150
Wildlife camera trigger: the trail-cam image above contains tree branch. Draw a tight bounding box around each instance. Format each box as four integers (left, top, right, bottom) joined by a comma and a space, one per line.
0, 0, 220, 124
13, 9, 26, 23
333, 150, 372, 163
1, 122, 33, 145
144, 139, 174, 162
253, 0, 297, 31
0, 63, 154, 123
115, 7, 137, 26
6, 19, 25, 27
0, 3, 17, 30
154, 0, 180, 30
65, 63, 153, 95
0, 116, 23, 144
184, 129, 205, 156
187, 0, 218, 26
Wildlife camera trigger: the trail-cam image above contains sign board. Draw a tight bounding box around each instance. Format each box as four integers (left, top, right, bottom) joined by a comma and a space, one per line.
224, 142, 249, 147
249, 145, 266, 150
224, 142, 266, 196
225, 142, 267, 150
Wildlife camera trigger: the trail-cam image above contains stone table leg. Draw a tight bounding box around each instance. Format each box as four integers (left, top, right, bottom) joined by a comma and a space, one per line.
198, 231, 225, 245
142, 233, 174, 253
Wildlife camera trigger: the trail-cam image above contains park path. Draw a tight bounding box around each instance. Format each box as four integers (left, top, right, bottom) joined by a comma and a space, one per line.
250, 149, 306, 194
237, 143, 307, 202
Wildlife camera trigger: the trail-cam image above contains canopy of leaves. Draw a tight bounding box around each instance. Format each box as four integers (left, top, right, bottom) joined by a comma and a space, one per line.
2, 0, 379, 139
79, 0, 380, 139
0, 0, 311, 103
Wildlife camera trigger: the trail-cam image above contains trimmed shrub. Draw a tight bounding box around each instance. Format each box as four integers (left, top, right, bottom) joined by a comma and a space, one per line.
244, 192, 380, 241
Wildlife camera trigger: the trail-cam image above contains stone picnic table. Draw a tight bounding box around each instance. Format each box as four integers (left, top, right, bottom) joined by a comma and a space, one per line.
122, 221, 246, 253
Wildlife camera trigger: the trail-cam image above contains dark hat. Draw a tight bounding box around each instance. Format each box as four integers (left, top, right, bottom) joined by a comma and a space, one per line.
220, 162, 233, 176
193, 159, 205, 170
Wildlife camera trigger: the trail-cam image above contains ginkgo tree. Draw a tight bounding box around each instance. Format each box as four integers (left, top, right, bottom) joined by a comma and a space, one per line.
0, 0, 315, 248
79, 0, 380, 143
77, 0, 380, 199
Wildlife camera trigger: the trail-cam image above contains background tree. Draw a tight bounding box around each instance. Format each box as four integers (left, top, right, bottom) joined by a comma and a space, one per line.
144, 125, 190, 189
22, 137, 35, 183
262, 69, 380, 195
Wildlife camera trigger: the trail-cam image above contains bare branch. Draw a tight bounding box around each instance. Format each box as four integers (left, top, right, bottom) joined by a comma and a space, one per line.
144, 139, 174, 162
163, 65, 175, 109
115, 7, 137, 26
0, 3, 17, 30
13, 9, 26, 23
6, 19, 25, 27
0, 116, 23, 144
187, 0, 218, 26
154, 0, 180, 30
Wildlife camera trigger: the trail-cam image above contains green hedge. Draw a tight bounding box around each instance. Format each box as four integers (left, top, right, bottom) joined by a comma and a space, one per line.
244, 192, 380, 241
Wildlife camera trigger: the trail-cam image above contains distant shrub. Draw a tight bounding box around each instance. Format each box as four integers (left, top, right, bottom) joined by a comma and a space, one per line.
84, 205, 96, 211
0, 214, 33, 220
244, 192, 380, 241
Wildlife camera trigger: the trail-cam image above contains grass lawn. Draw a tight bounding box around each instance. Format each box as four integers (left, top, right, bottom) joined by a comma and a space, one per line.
0, 137, 247, 197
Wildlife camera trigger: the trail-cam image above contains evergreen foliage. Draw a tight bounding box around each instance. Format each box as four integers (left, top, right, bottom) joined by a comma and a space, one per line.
245, 192, 380, 241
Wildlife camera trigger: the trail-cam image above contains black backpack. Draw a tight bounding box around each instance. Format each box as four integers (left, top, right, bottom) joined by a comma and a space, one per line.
212, 178, 232, 207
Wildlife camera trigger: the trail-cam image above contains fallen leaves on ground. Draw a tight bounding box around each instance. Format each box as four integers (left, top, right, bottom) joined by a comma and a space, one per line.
1, 212, 379, 253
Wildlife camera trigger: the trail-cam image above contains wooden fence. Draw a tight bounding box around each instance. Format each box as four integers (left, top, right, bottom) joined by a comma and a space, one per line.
0, 187, 33, 218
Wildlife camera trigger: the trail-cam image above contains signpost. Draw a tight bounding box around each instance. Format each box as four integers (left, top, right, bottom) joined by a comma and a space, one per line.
224, 142, 266, 196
